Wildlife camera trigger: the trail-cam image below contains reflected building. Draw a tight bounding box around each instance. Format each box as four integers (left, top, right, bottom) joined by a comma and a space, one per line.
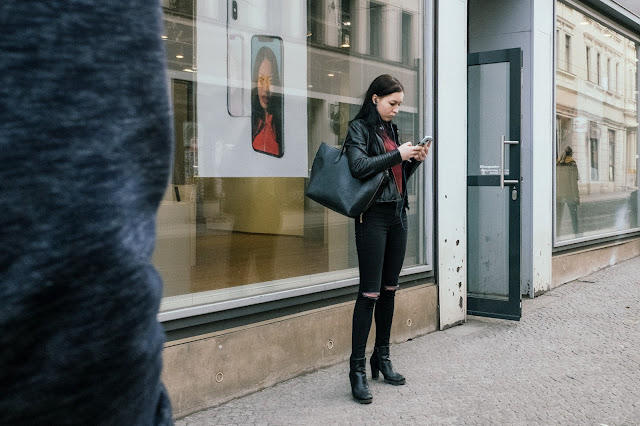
556, 2, 639, 239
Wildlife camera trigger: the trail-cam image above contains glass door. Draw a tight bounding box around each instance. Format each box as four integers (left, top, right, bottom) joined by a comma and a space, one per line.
467, 48, 522, 320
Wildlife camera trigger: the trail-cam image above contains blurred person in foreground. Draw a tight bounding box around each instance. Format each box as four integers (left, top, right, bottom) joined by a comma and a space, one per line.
0, 1, 174, 424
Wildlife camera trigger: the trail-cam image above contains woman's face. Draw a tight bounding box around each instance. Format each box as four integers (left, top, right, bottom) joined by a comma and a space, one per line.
374, 91, 404, 122
257, 58, 273, 110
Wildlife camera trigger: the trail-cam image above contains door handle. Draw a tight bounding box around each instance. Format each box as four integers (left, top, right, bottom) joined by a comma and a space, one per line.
500, 135, 519, 188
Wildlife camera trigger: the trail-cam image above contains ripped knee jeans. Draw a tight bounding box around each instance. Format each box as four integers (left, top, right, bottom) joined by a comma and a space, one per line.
351, 203, 407, 359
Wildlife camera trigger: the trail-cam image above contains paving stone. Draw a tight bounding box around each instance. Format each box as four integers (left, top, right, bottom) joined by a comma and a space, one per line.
176, 257, 640, 425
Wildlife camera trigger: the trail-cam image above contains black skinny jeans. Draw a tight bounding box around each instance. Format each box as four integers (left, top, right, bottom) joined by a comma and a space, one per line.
351, 202, 407, 360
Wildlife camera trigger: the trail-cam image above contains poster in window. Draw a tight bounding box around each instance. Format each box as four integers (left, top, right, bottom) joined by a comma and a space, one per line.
196, 0, 307, 177
251, 36, 284, 158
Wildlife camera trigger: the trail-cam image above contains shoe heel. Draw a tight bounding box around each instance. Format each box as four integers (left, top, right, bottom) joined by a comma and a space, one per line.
370, 358, 380, 380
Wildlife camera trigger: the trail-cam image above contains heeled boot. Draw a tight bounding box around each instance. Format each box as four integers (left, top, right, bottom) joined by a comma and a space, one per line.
370, 346, 405, 385
349, 357, 373, 404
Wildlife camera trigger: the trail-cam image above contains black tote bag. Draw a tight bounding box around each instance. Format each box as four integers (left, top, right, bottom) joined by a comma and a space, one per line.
305, 142, 388, 218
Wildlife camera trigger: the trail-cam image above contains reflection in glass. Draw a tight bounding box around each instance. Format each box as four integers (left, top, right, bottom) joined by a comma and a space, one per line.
467, 187, 510, 299
467, 63, 510, 176
154, 1, 426, 311
555, 1, 640, 243
556, 146, 580, 235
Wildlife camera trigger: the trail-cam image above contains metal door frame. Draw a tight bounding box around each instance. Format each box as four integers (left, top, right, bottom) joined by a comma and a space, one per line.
467, 48, 522, 321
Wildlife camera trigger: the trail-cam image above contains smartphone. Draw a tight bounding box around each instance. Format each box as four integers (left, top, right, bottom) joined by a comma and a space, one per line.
416, 135, 433, 146
227, 33, 246, 117
251, 35, 284, 157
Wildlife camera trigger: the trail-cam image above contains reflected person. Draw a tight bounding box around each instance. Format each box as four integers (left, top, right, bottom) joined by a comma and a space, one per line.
251, 46, 283, 157
556, 146, 580, 235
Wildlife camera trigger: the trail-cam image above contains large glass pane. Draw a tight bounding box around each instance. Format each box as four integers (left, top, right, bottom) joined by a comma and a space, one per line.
155, 1, 428, 312
467, 59, 511, 300
467, 187, 510, 299
555, 1, 640, 244
468, 63, 510, 176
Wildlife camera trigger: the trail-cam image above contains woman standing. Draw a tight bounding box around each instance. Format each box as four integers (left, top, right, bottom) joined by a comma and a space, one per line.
344, 74, 429, 403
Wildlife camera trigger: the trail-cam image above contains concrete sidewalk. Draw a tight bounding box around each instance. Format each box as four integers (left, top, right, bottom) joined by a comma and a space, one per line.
176, 257, 640, 425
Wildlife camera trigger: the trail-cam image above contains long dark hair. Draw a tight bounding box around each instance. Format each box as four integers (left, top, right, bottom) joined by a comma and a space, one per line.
251, 46, 283, 143
352, 74, 404, 128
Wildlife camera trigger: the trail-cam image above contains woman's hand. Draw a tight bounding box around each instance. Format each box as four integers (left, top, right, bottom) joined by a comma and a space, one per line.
397, 142, 423, 161
413, 142, 430, 162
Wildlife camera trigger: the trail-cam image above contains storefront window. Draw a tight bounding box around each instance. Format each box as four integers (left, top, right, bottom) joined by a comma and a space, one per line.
555, 1, 640, 244
156, 1, 429, 313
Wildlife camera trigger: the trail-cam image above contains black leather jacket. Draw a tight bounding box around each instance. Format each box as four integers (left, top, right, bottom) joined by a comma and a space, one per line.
344, 118, 421, 208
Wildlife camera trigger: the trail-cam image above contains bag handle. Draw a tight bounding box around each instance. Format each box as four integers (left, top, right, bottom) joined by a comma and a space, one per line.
335, 138, 348, 164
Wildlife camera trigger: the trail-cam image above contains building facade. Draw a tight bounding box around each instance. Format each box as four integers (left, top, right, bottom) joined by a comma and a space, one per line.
154, 0, 640, 418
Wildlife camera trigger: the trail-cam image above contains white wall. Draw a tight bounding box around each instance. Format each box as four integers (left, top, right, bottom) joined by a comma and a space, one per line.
530, 0, 554, 295
437, 0, 468, 329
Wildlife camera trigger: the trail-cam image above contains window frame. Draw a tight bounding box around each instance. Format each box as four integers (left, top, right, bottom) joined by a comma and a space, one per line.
586, 45, 592, 81
565, 34, 572, 72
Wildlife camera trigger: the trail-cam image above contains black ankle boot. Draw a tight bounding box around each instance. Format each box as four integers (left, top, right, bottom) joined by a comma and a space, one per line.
370, 346, 405, 385
349, 357, 373, 404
